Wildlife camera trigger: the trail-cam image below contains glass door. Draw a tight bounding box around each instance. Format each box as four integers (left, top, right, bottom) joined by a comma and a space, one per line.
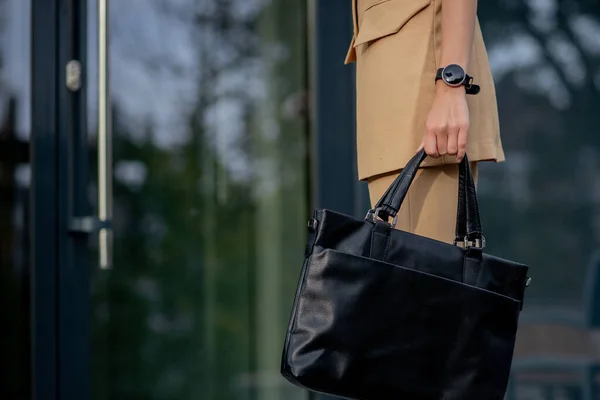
86, 0, 311, 399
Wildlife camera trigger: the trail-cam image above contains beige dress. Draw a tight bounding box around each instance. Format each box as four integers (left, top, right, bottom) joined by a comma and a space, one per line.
346, 0, 503, 243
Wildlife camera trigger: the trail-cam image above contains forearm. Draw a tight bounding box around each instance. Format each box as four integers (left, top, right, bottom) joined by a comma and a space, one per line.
424, 0, 477, 161
438, 0, 478, 69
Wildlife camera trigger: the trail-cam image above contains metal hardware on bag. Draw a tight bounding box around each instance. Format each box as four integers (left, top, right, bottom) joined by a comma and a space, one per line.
305, 218, 318, 256
525, 277, 532, 287
366, 208, 398, 228
455, 235, 486, 250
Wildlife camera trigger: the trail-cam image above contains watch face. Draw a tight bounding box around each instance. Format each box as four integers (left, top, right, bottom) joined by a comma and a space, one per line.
442, 64, 466, 86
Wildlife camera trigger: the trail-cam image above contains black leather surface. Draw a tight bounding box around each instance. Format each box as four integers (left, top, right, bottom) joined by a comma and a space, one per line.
281, 150, 530, 400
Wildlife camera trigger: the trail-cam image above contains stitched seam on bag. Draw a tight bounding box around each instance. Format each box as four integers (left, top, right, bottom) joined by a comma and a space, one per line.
290, 255, 312, 332
283, 252, 314, 367
388, 170, 406, 209
373, 231, 389, 260
407, 184, 413, 233
370, 230, 375, 257
387, 153, 426, 212
462, 252, 467, 283
385, 164, 410, 213
370, 230, 385, 259
466, 161, 483, 236
472, 255, 481, 284
456, 163, 462, 241
383, 234, 390, 260
383, 170, 405, 210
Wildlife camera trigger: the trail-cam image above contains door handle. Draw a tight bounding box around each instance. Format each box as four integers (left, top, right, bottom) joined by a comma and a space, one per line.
98, 0, 113, 269
67, 0, 112, 269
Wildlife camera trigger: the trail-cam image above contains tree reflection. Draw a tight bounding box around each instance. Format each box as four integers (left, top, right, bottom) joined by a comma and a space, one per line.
93, 0, 308, 399
478, 0, 600, 303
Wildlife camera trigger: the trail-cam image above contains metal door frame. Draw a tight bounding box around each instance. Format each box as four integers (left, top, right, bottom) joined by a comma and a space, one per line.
31, 0, 89, 399
31, 0, 60, 398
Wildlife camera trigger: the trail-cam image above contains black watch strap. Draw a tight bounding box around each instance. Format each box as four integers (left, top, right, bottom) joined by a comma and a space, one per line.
435, 67, 481, 95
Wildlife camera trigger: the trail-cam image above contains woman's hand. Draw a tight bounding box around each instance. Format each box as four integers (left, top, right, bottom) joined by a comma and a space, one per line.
417, 0, 478, 163
418, 82, 469, 162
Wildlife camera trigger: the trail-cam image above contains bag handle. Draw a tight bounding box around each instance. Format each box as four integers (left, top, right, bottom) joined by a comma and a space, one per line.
368, 149, 485, 249
371, 150, 427, 221
454, 156, 485, 248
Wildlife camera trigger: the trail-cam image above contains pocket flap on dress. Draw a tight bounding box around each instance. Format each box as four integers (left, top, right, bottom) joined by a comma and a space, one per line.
354, 0, 431, 47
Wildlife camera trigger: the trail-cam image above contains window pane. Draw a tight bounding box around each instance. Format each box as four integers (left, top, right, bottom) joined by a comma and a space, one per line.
89, 1, 309, 399
479, 2, 600, 397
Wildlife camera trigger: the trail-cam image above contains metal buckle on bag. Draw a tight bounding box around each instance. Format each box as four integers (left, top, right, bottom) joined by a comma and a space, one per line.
366, 208, 398, 228
454, 235, 486, 250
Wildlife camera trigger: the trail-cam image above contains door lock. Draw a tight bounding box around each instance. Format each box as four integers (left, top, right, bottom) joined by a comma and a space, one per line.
66, 60, 82, 92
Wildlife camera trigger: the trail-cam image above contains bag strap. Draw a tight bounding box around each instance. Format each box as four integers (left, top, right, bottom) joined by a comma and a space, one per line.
454, 156, 485, 248
369, 150, 485, 249
372, 150, 427, 221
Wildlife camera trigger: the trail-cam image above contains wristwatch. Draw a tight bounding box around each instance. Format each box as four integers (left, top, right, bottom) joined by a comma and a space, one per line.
435, 64, 480, 95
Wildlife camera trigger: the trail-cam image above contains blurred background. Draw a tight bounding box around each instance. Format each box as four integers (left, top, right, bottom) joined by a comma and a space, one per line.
1, 0, 600, 399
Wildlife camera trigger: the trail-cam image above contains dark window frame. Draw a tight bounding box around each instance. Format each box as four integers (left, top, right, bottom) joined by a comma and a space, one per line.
31, 0, 89, 399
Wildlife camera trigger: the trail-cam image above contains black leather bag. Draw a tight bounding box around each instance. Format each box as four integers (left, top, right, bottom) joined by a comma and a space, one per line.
281, 150, 530, 400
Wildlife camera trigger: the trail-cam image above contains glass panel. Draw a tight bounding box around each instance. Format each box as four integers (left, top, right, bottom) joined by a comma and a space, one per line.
478, 2, 600, 398
0, 0, 31, 398
89, 0, 309, 399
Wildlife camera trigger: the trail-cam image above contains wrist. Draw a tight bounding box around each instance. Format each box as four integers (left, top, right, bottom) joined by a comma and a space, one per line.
435, 79, 466, 95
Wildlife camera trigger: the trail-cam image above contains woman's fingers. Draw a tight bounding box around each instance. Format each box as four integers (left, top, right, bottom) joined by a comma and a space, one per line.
423, 92, 469, 160
424, 129, 440, 158
446, 125, 459, 156
437, 131, 448, 156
